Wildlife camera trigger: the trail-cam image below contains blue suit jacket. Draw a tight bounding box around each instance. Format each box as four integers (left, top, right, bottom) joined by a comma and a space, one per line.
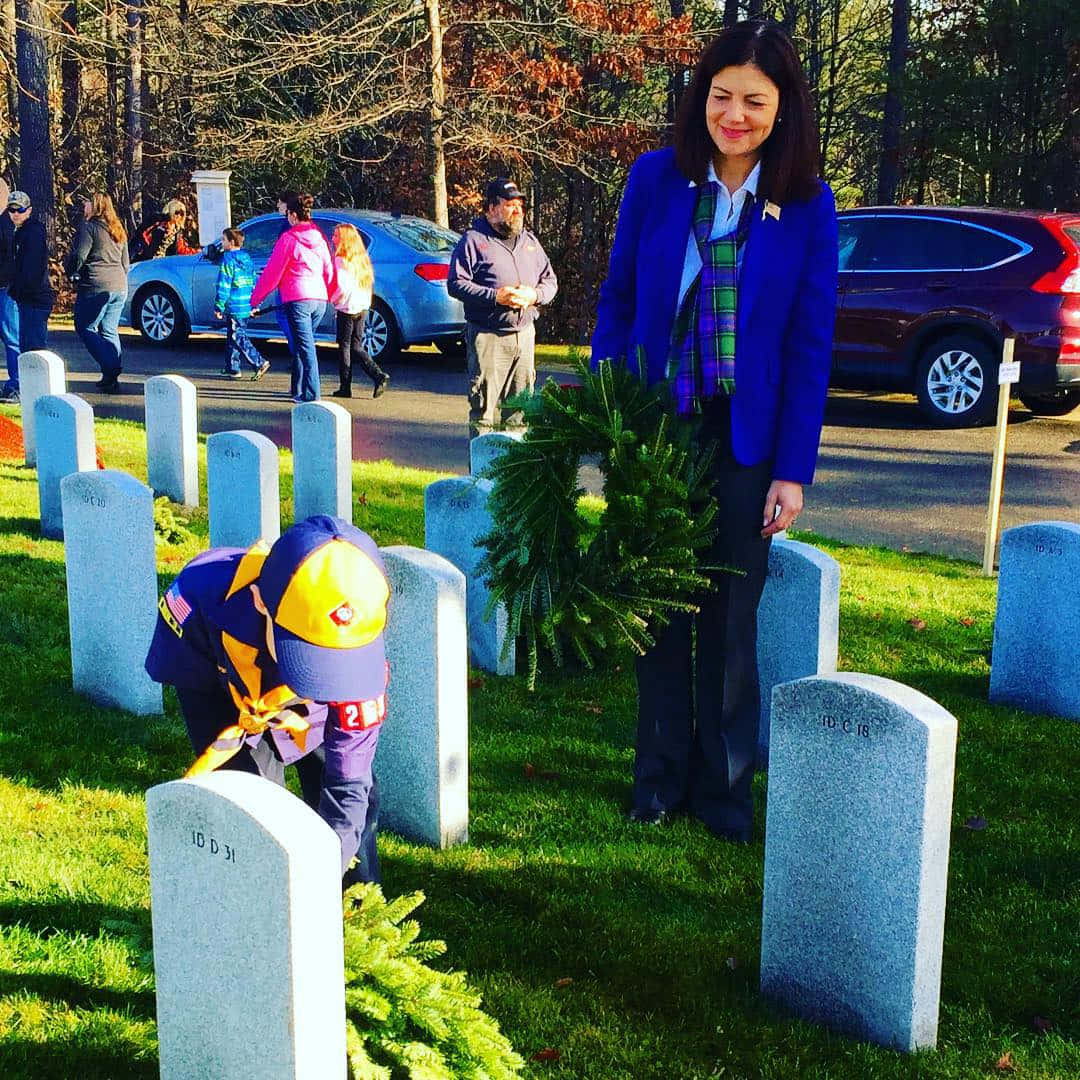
591, 148, 838, 484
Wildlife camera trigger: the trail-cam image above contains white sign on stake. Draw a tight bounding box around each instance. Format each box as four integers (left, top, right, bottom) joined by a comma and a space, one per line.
982, 338, 1017, 576
998, 360, 1021, 385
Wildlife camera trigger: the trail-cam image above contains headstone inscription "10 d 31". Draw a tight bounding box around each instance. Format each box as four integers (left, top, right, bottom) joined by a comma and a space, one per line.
756, 539, 840, 764
61, 469, 162, 714
761, 673, 957, 1052
469, 429, 525, 478
292, 401, 352, 523
378, 546, 469, 848
207, 430, 280, 548
145, 374, 199, 507
147, 772, 346, 1080
425, 476, 513, 676
18, 349, 65, 466
35, 393, 95, 539
989, 521, 1080, 721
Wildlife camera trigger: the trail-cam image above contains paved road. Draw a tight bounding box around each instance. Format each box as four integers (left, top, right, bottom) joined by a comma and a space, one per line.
52, 327, 1079, 562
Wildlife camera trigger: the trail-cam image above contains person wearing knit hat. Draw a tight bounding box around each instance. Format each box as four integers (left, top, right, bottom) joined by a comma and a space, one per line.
145, 516, 392, 883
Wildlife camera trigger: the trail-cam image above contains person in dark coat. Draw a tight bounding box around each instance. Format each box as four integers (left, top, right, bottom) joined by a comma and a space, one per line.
0, 180, 20, 400
3, 190, 55, 401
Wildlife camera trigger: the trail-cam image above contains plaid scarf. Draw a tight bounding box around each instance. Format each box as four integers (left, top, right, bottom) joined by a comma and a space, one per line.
666, 182, 756, 415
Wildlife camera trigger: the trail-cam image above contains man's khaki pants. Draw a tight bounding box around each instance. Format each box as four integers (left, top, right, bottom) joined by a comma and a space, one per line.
466, 322, 535, 439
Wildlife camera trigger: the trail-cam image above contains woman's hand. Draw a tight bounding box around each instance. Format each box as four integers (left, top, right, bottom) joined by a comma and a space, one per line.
761, 479, 803, 538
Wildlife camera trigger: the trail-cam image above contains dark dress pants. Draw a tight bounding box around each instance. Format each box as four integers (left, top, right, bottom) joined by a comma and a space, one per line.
335, 311, 386, 390
632, 397, 772, 839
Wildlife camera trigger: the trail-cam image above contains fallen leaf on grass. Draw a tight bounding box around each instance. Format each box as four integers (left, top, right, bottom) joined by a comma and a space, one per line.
856, 594, 867, 601
553, 977, 574, 988
31, 802, 47, 811
583, 704, 604, 715
872, 611, 883, 620
523, 763, 536, 778
907, 617, 927, 631
467, 676, 486, 690
959, 617, 975, 627
725, 956, 738, 970
1032, 1016, 1053, 1034
993, 1051, 1016, 1072
963, 816, 988, 831
357, 492, 368, 506
531, 1048, 562, 1062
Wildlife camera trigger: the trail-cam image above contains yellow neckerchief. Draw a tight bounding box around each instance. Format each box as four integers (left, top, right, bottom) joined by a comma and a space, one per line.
185, 543, 314, 778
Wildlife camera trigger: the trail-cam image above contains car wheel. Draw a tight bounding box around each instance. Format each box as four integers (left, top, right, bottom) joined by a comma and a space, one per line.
915, 334, 997, 427
134, 285, 189, 346
1019, 388, 1080, 416
363, 301, 401, 365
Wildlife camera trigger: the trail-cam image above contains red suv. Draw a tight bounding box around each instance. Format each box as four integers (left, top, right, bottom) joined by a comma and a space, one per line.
833, 207, 1080, 426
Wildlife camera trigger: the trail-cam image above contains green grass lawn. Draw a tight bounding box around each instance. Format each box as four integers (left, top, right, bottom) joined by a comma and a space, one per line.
0, 405, 1076, 1079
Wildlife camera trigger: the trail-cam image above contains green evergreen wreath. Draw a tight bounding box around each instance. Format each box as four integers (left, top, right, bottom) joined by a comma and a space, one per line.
478, 356, 727, 689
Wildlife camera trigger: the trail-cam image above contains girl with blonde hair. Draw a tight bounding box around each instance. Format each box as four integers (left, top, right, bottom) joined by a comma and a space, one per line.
329, 222, 388, 398
67, 191, 131, 393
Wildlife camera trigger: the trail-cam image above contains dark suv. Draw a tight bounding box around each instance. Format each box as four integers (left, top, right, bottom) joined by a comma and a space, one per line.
834, 207, 1080, 425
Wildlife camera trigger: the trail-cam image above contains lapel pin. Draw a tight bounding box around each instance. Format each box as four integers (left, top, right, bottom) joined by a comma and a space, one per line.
762, 200, 781, 222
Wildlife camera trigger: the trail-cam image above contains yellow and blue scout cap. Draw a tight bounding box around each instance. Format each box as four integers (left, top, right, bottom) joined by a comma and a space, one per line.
257, 516, 390, 702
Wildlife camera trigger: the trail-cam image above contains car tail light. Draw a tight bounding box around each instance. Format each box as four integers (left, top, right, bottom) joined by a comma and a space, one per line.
1061, 295, 1080, 362
413, 263, 449, 283
1032, 217, 1080, 293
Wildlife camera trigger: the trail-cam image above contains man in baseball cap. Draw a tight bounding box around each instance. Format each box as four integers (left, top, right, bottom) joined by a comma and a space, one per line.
146, 515, 391, 883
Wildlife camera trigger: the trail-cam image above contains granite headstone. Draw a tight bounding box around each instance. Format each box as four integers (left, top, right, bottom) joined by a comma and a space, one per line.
34, 393, 95, 539
207, 430, 280, 547
425, 476, 513, 675
761, 673, 957, 1052
292, 401, 352, 523
469, 429, 525, 478
147, 772, 346, 1080
145, 374, 199, 507
378, 546, 469, 847
61, 469, 162, 714
756, 539, 840, 763
17, 349, 65, 466
989, 521, 1080, 720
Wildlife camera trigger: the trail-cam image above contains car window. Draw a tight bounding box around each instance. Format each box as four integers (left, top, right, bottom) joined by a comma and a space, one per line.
314, 218, 373, 255
238, 218, 284, 259
376, 218, 459, 254
860, 216, 1025, 272
952, 225, 1025, 269
837, 218, 874, 271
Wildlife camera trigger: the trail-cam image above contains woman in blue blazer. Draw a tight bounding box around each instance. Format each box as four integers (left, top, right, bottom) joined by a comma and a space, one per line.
591, 21, 838, 841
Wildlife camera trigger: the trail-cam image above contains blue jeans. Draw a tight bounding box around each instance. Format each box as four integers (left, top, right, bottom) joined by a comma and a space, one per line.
0, 287, 19, 391
16, 302, 50, 355
284, 299, 327, 401
74, 291, 125, 381
225, 316, 265, 373
275, 303, 297, 357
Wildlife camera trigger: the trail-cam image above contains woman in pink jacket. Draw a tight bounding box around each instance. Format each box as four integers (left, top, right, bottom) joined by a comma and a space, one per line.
251, 193, 335, 402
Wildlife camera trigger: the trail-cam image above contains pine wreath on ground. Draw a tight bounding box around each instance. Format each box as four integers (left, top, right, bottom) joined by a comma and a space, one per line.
478, 357, 731, 689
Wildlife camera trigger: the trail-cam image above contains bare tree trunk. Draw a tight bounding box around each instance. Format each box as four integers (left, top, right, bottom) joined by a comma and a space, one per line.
14, 0, 55, 246
1, 0, 19, 172
105, 0, 119, 193
666, 0, 687, 127
747, 0, 764, 18
60, 0, 81, 234
426, 0, 448, 228
877, 0, 910, 204
123, 0, 143, 230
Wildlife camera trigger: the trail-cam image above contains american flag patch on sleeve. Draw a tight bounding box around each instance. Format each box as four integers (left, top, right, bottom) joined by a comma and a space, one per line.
164, 583, 192, 624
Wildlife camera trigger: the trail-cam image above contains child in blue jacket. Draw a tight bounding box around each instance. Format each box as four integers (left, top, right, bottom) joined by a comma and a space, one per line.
214, 228, 270, 380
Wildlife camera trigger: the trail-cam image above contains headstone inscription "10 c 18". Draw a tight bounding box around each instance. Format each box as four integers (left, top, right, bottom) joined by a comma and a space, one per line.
292, 401, 352, 524
756, 539, 840, 765
207, 430, 280, 548
147, 772, 346, 1080
425, 476, 513, 676
34, 393, 95, 539
378, 546, 469, 848
145, 374, 199, 507
989, 521, 1080, 721
761, 673, 957, 1052
61, 469, 162, 714
18, 349, 65, 466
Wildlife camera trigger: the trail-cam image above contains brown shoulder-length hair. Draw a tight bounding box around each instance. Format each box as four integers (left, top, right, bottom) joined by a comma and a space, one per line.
286, 193, 315, 222
673, 20, 820, 205
86, 192, 127, 244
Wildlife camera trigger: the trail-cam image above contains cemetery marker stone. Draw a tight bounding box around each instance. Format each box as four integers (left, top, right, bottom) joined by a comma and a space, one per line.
147, 772, 346, 1080
292, 401, 352, 523
207, 430, 280, 547
425, 476, 513, 675
761, 673, 957, 1052
756, 539, 840, 763
146, 374, 199, 506
379, 546, 469, 847
35, 393, 95, 538
18, 349, 65, 466
989, 521, 1080, 720
61, 469, 162, 714
469, 429, 524, 478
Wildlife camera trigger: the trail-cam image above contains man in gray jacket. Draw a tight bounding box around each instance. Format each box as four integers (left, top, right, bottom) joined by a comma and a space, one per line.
448, 178, 557, 437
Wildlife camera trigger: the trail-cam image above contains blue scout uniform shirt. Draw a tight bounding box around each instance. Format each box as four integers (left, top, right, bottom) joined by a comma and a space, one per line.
146, 543, 336, 765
